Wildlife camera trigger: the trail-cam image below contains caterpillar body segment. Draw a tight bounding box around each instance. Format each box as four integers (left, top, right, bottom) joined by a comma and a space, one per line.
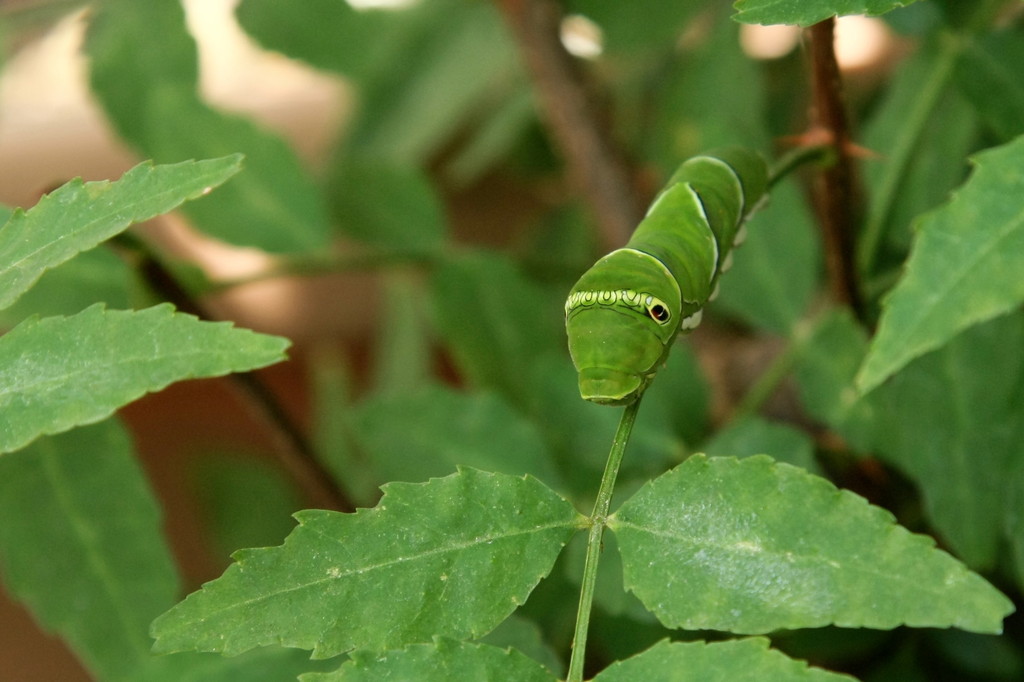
565, 147, 769, 405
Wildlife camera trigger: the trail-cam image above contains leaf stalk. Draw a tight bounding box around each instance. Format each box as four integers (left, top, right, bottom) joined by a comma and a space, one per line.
566, 395, 643, 682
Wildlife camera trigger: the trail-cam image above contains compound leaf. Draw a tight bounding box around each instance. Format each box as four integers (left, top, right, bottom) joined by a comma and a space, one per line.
431, 253, 562, 409
87, 0, 330, 252
798, 312, 1024, 571
702, 416, 820, 474
792, 309, 875, 452
0, 304, 289, 454
592, 638, 856, 681
866, 313, 1024, 569
137, 648, 333, 682
236, 0, 400, 81
0, 420, 177, 681
858, 135, 1024, 393
151, 469, 582, 658
958, 33, 1024, 143
0, 156, 241, 311
302, 639, 556, 682
349, 385, 563, 490
332, 159, 447, 256
610, 455, 1013, 635
732, 0, 920, 26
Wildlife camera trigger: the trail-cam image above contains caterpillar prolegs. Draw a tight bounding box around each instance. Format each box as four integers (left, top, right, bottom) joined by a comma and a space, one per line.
565, 148, 769, 405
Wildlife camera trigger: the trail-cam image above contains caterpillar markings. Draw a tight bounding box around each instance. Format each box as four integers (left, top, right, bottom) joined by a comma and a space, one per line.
565, 289, 703, 330
565, 147, 768, 405
565, 288, 666, 317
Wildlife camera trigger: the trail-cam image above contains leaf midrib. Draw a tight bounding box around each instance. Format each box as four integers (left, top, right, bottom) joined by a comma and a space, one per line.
40, 438, 154, 665
159, 517, 578, 639
610, 518, 951, 595
0, 345, 245, 401
0, 165, 233, 307
883, 201, 1024, 358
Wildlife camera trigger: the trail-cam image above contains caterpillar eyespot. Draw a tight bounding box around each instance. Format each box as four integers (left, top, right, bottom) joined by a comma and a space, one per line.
648, 303, 670, 324
565, 147, 769, 405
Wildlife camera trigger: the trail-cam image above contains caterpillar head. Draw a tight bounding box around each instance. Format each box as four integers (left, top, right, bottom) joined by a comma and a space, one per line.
565, 249, 691, 405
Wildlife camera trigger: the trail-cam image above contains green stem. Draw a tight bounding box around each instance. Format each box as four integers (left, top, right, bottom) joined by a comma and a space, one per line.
566, 396, 643, 682
730, 315, 817, 422
767, 143, 832, 192
856, 32, 963, 279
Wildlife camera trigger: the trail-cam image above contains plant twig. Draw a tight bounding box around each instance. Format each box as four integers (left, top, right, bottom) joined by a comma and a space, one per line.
767, 143, 832, 192
567, 396, 643, 682
205, 250, 437, 294
112, 234, 354, 513
494, 0, 643, 248
729, 313, 820, 422
806, 19, 866, 320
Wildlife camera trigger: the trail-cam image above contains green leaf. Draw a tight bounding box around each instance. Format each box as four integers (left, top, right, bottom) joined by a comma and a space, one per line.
860, 41, 978, 276
526, 353, 620, 487
344, 0, 521, 166
370, 273, 434, 397
150, 468, 582, 658
798, 311, 1024, 570
236, 0, 402, 82
717, 180, 818, 335
444, 87, 536, 186
565, 0, 711, 54
478, 614, 564, 678
431, 252, 562, 409
732, 0, 921, 26
929, 629, 1024, 681
610, 455, 1013, 634
866, 313, 1024, 569
302, 639, 557, 682
857, 135, 1024, 393
630, 346, 710, 468
526, 346, 706, 496
253, 0, 521, 165
648, 5, 764, 165
1007, 456, 1024, 593
138, 648, 336, 682
310, 354, 380, 507
792, 310, 875, 452
957, 32, 1024, 142
702, 416, 820, 473
592, 638, 856, 681
195, 454, 303, 559
0, 419, 178, 681
332, 159, 447, 255
86, 0, 330, 253
0, 247, 135, 328
0, 156, 241, 311
350, 385, 564, 490
0, 304, 289, 454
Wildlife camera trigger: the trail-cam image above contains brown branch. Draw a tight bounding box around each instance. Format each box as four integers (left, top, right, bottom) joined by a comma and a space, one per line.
807, 19, 866, 319
495, 0, 642, 248
114, 234, 354, 513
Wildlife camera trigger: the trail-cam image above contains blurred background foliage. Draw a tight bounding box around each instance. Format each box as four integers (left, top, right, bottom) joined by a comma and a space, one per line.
0, 0, 1023, 679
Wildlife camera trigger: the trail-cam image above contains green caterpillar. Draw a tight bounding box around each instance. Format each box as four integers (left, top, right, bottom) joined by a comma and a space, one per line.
565, 147, 769, 405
